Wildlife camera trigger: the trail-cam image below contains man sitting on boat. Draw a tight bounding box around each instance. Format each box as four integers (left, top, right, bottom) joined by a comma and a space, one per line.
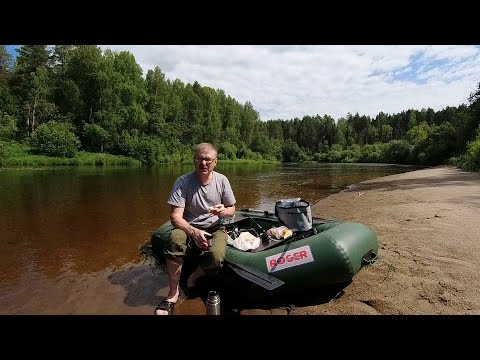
155, 143, 236, 315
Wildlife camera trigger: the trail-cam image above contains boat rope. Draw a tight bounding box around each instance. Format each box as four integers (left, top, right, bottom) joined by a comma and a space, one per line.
346, 258, 393, 297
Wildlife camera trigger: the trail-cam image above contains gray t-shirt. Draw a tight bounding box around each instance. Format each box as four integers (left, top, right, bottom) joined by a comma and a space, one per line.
167, 171, 236, 229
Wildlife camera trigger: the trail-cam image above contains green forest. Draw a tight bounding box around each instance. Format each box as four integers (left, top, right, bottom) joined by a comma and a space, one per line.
1, 45, 479, 170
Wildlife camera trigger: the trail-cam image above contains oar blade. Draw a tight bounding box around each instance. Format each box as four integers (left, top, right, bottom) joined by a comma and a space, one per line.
224, 259, 284, 291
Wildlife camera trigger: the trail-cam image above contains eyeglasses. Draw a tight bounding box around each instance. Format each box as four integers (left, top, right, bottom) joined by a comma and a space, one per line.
195, 157, 216, 164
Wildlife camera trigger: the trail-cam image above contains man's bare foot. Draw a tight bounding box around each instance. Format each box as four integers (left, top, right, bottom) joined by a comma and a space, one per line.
154, 289, 179, 315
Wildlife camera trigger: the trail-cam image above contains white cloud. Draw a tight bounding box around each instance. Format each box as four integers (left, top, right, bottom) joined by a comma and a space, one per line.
99, 45, 480, 120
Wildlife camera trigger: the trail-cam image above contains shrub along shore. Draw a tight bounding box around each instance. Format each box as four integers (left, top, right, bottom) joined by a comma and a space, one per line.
0, 140, 281, 167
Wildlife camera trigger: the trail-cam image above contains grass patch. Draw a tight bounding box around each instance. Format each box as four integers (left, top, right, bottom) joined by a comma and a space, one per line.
0, 141, 140, 167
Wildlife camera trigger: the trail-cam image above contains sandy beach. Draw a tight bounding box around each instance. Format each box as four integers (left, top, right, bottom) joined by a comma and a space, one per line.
284, 165, 480, 315
174, 166, 480, 315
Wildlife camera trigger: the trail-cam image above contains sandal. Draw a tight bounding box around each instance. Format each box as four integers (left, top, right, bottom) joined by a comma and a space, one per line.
154, 300, 176, 315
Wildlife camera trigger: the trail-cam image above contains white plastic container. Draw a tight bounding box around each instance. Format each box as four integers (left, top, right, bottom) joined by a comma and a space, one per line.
274, 198, 312, 232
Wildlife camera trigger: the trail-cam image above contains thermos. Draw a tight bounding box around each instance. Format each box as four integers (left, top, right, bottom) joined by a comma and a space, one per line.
206, 290, 221, 315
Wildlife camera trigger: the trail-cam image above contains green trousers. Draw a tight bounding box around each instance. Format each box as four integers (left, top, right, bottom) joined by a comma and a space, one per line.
164, 226, 227, 273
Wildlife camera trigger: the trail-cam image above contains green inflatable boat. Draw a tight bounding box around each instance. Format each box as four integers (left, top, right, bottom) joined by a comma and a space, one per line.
150, 208, 378, 298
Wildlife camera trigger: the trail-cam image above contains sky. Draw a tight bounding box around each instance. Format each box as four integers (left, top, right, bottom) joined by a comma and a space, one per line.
7, 45, 480, 121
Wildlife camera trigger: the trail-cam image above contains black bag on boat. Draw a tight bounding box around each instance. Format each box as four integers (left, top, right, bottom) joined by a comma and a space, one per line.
274, 198, 313, 232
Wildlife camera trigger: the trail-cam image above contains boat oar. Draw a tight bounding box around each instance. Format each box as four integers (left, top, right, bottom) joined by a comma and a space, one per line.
224, 259, 284, 291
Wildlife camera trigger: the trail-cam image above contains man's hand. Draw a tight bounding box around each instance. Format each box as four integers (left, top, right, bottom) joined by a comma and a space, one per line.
191, 228, 211, 250
171, 206, 211, 250
209, 204, 227, 217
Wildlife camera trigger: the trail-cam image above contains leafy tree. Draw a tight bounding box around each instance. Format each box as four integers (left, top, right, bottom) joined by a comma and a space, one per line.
407, 109, 417, 129
0, 112, 17, 140
425, 108, 436, 124
240, 101, 258, 146
414, 122, 457, 165
198, 86, 222, 144
0, 45, 17, 116
343, 144, 361, 163
0, 46, 14, 82
51, 46, 82, 124
465, 83, 480, 143
406, 122, 431, 145
367, 126, 378, 144
218, 141, 237, 160
30, 121, 80, 157
51, 46, 75, 75
10, 45, 55, 134
96, 49, 147, 139
359, 143, 384, 163
266, 120, 284, 141
66, 45, 103, 128
26, 66, 58, 131
248, 118, 283, 160
322, 143, 344, 163
145, 66, 169, 134
383, 140, 412, 164
83, 123, 110, 152
380, 124, 393, 143
282, 139, 306, 162
375, 112, 388, 141
333, 120, 346, 149
222, 98, 241, 144
462, 135, 480, 171
296, 115, 318, 153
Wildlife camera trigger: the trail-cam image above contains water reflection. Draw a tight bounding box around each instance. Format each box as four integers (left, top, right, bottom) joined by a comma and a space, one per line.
107, 263, 167, 307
